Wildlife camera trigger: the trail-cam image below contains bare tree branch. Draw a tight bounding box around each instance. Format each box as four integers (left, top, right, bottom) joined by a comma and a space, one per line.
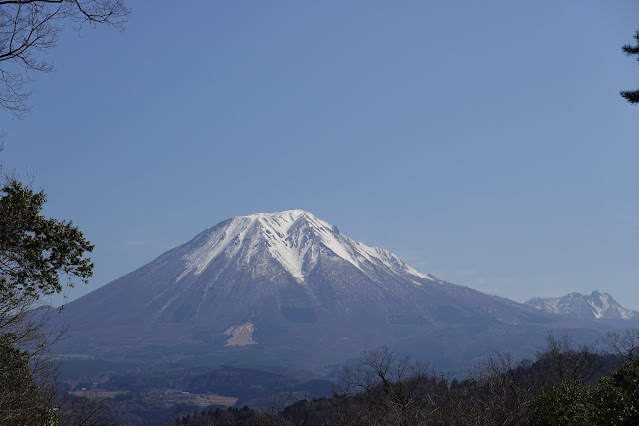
0, 0, 129, 116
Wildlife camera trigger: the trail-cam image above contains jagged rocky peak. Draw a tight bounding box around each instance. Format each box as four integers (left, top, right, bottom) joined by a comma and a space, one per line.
525, 290, 637, 320
177, 210, 431, 282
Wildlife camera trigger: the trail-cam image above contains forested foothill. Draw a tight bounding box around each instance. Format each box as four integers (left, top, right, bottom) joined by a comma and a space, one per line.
164, 332, 639, 426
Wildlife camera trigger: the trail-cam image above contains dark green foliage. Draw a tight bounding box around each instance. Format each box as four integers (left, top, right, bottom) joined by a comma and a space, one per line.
533, 380, 596, 426
0, 334, 33, 386
173, 406, 255, 425
621, 30, 639, 104
0, 179, 104, 425
533, 357, 639, 425
591, 357, 639, 424
620, 90, 639, 104
0, 334, 53, 425
0, 180, 94, 301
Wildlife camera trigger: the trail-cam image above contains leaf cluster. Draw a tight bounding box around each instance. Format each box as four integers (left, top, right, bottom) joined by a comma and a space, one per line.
0, 179, 94, 305
0, 179, 101, 425
533, 357, 639, 425
0, 332, 58, 425
621, 30, 639, 104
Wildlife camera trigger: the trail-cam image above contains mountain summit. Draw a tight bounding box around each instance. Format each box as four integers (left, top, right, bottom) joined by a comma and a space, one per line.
177, 209, 431, 283
525, 291, 637, 320
55, 210, 602, 372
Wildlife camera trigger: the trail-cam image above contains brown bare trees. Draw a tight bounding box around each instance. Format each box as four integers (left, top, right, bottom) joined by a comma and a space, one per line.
329, 335, 616, 426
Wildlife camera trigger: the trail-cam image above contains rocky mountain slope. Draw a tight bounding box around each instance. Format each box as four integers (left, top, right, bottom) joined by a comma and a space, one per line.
54, 210, 606, 372
525, 291, 637, 320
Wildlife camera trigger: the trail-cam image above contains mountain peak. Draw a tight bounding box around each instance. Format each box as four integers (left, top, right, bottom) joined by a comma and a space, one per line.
525, 291, 637, 320
56, 208, 589, 375
177, 210, 429, 282
243, 209, 311, 220
243, 209, 338, 237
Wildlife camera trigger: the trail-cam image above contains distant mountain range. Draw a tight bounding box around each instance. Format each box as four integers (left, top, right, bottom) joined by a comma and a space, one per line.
54, 210, 612, 373
525, 291, 637, 320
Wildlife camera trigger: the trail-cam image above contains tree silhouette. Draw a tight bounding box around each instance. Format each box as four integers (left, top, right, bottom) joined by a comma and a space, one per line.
0, 0, 129, 117
620, 29, 639, 104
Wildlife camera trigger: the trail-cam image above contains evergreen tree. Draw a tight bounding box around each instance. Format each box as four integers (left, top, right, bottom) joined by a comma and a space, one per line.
621, 29, 639, 104
533, 356, 639, 425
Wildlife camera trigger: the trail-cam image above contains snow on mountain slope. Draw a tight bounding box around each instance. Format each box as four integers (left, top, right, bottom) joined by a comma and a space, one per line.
177, 210, 432, 283
525, 291, 637, 320
54, 209, 612, 373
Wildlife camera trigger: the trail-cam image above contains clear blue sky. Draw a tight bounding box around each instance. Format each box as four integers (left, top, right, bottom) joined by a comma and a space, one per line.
2, 1, 639, 308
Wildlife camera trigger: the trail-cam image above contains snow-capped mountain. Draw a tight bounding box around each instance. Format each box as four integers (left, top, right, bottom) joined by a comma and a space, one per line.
525, 291, 637, 320
176, 209, 432, 283
55, 210, 607, 372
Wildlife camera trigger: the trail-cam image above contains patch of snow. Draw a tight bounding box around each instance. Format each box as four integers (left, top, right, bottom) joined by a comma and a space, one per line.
526, 291, 637, 320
